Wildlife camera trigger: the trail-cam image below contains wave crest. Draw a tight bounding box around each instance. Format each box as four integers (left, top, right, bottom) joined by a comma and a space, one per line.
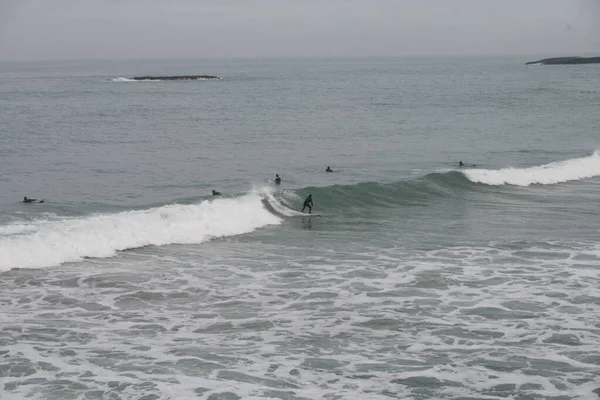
0, 193, 281, 271
462, 152, 600, 186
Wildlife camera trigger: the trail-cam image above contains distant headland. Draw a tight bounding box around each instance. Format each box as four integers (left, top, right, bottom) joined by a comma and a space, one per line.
525, 57, 600, 65
131, 75, 220, 81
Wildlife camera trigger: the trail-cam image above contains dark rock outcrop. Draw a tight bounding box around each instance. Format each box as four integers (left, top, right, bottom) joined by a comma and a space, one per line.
131, 75, 220, 81
525, 57, 600, 65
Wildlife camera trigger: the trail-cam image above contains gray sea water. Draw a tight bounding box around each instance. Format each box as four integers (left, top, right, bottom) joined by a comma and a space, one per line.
0, 56, 599, 400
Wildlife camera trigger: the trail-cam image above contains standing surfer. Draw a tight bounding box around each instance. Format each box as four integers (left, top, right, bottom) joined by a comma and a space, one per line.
301, 194, 313, 213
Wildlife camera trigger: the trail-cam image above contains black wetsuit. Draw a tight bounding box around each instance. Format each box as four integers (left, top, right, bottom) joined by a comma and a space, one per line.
301, 195, 313, 213
275, 176, 281, 185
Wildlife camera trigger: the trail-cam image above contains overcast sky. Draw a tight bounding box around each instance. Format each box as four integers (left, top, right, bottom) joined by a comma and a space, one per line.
0, 0, 598, 60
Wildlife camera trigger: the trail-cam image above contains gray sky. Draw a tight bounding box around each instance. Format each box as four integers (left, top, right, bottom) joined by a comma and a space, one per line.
0, 0, 598, 60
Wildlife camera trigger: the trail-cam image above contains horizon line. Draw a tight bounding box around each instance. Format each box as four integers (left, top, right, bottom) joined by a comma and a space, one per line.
2, 52, 600, 63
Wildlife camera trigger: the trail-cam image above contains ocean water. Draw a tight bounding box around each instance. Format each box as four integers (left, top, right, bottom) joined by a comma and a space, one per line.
0, 56, 599, 400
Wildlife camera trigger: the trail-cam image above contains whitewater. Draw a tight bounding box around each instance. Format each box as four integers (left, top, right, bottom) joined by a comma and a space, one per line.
462, 151, 600, 186
0, 193, 281, 271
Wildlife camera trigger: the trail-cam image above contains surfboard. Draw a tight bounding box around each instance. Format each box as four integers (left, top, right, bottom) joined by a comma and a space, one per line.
297, 213, 321, 217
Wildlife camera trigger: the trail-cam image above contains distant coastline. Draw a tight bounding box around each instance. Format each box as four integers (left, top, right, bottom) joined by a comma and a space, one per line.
525, 56, 600, 65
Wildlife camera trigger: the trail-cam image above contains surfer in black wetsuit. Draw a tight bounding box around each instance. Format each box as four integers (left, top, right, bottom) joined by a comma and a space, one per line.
212, 190, 221, 196
23, 196, 43, 203
326, 166, 333, 172
274, 174, 281, 185
459, 161, 464, 167
301, 194, 313, 213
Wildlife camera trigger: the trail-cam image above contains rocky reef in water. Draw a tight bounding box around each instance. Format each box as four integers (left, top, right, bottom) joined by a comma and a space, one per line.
525, 57, 600, 65
131, 75, 220, 81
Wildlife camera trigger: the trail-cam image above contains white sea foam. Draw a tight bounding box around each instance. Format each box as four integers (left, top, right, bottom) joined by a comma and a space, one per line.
462, 151, 600, 186
260, 187, 308, 217
1, 240, 599, 399
112, 77, 137, 82
0, 193, 281, 271
0, 224, 37, 236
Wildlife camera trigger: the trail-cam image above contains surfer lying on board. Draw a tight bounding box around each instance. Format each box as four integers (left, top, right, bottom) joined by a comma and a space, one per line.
23, 196, 43, 203
212, 190, 221, 196
301, 194, 313, 213
326, 166, 333, 172
458, 161, 476, 167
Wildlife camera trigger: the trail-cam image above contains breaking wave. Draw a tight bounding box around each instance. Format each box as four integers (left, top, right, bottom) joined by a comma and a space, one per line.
0, 193, 281, 271
462, 151, 600, 186
3, 152, 598, 270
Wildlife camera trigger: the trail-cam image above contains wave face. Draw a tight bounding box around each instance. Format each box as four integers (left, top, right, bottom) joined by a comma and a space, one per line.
261, 189, 309, 217
462, 152, 600, 186
0, 193, 281, 271
267, 173, 471, 213
265, 152, 600, 213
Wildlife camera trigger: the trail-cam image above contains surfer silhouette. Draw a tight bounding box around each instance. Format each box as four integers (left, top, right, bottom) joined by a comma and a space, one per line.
326, 166, 333, 172
301, 194, 313, 213
274, 174, 281, 185
212, 190, 221, 196
23, 196, 43, 203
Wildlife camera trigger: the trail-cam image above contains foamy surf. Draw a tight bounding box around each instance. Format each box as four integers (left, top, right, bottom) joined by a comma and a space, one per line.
462, 151, 600, 186
259, 188, 309, 217
0, 193, 281, 271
